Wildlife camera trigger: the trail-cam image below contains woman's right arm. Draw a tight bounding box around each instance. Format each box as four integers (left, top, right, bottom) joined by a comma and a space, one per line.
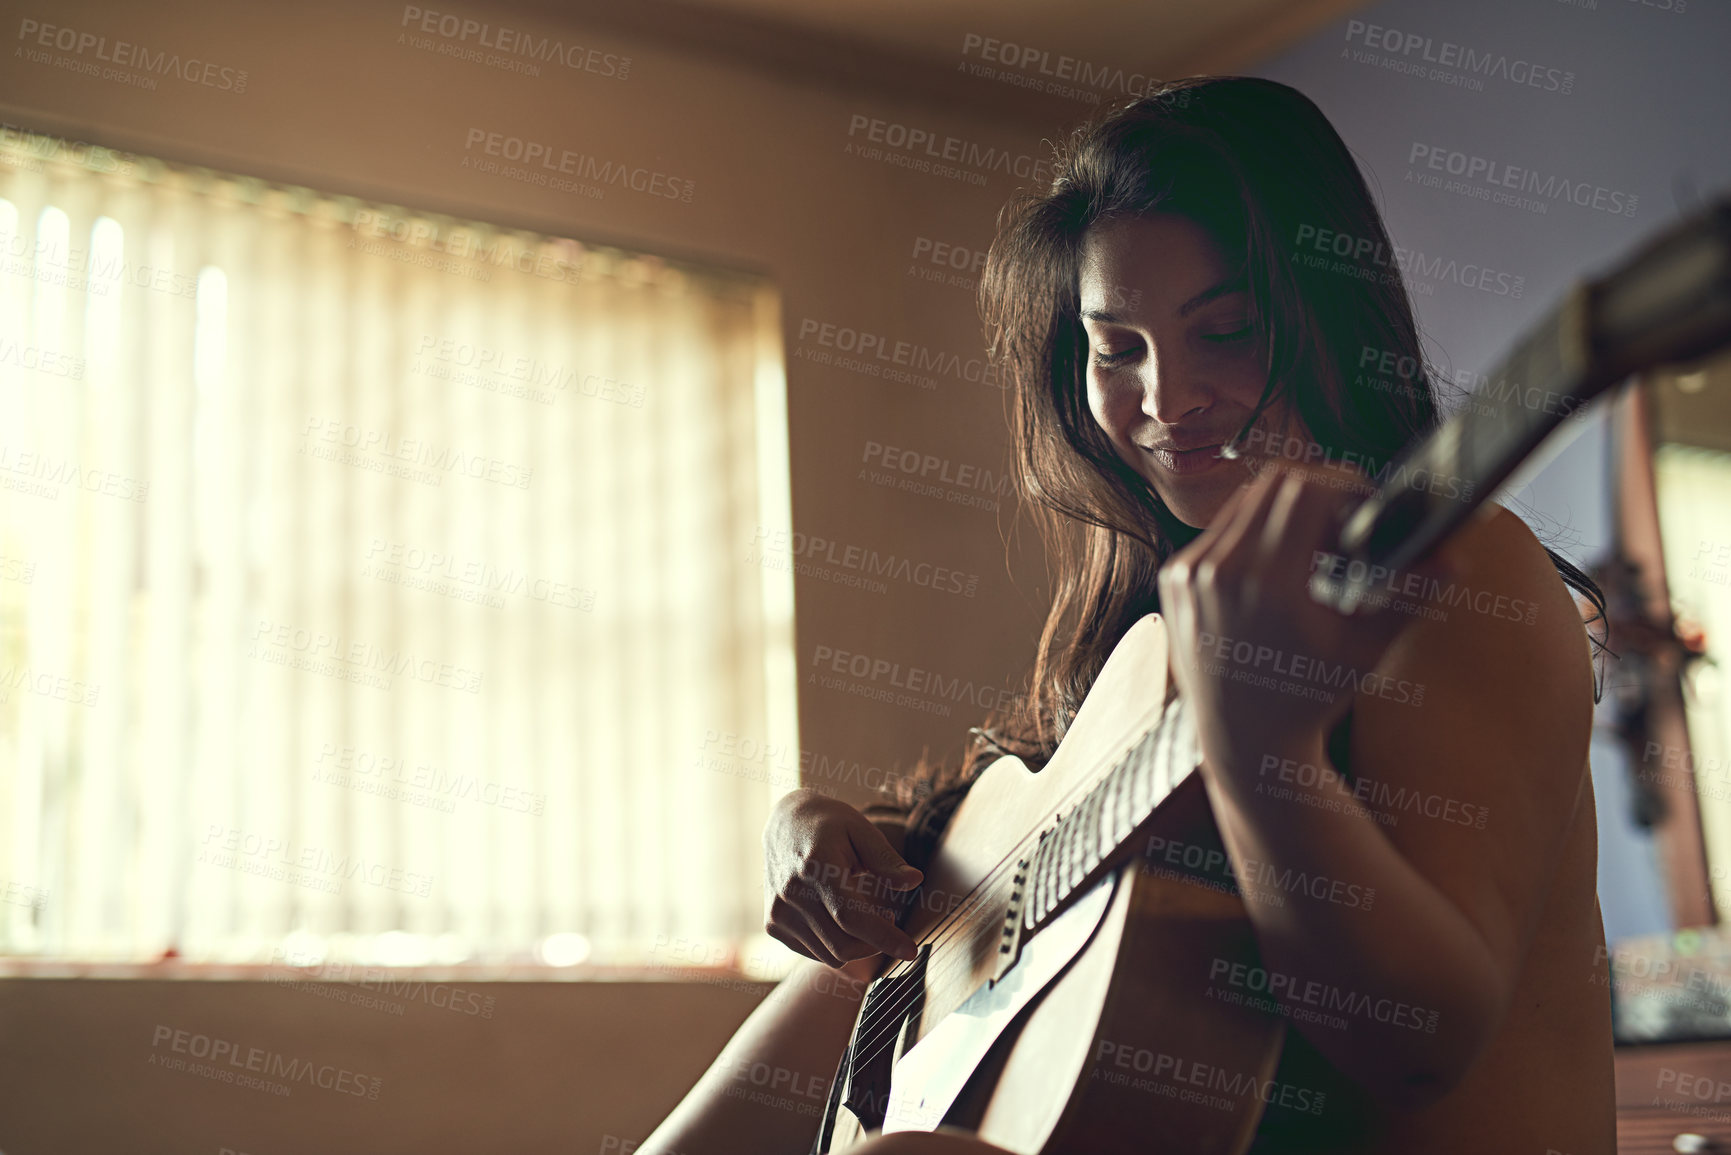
638, 790, 925, 1155
637, 952, 880, 1155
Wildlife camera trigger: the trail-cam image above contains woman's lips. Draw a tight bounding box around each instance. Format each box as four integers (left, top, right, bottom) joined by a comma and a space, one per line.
1146, 443, 1223, 476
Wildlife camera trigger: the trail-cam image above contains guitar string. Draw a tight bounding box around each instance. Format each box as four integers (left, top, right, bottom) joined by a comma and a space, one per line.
838, 692, 1199, 1087
835, 716, 1186, 1108
835, 701, 1193, 1090
838, 701, 1182, 1062
832, 733, 1147, 1079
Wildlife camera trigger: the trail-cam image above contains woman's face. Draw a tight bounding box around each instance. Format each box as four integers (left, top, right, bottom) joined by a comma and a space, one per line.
1078, 213, 1302, 529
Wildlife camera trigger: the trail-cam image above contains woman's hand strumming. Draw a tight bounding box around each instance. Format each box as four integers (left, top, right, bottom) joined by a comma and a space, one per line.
763, 788, 923, 967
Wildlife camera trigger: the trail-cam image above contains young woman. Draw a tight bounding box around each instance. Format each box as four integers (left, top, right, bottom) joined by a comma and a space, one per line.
645, 76, 1616, 1155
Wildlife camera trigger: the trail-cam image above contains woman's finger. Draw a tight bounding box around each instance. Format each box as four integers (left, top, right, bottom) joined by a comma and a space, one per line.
835, 905, 919, 963
767, 922, 840, 969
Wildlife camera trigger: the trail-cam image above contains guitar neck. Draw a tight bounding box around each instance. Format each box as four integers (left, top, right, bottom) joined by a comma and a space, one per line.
1312, 195, 1731, 615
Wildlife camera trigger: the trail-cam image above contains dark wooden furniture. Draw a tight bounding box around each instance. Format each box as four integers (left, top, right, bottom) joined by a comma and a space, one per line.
1618, 1041, 1731, 1153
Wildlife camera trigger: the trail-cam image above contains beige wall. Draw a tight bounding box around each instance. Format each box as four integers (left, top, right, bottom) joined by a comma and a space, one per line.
0, 0, 1070, 1149
0, 976, 768, 1154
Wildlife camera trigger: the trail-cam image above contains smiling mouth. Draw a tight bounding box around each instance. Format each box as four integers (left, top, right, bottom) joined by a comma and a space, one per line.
1145, 443, 1224, 476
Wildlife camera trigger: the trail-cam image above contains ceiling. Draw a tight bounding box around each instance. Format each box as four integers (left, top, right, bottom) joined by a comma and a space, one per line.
538, 0, 1374, 124
665, 0, 1370, 79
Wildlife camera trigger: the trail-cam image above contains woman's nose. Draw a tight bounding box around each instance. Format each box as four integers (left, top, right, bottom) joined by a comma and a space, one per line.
1133, 351, 1213, 423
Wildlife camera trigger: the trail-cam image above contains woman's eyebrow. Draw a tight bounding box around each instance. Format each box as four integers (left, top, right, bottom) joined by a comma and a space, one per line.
1177, 276, 1248, 317
1080, 277, 1248, 324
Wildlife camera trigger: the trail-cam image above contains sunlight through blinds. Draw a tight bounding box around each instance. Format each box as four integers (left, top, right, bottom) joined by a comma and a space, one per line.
0, 131, 797, 970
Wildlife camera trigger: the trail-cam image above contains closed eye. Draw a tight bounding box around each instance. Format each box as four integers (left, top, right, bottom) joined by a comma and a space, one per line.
1092, 345, 1139, 367
1203, 326, 1253, 344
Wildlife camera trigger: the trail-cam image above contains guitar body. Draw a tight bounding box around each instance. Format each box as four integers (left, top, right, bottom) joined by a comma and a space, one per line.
959, 855, 1286, 1154
819, 615, 1284, 1154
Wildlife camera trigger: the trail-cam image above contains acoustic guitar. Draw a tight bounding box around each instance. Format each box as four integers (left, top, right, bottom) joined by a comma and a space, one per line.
806, 195, 1731, 1155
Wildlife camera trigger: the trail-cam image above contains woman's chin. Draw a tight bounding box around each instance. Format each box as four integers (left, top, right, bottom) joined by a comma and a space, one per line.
1158, 471, 1254, 531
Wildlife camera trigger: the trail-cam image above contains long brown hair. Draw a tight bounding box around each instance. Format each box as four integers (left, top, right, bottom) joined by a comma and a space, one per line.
878, 76, 1606, 848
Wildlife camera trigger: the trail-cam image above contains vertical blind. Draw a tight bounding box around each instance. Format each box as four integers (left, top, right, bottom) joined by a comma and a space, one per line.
0, 131, 797, 968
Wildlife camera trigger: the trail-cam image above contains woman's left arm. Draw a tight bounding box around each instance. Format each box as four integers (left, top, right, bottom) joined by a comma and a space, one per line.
1157, 462, 1596, 1111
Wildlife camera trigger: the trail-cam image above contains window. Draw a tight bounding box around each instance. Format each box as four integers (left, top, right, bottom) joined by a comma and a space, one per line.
0, 129, 798, 970
1652, 442, 1731, 916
